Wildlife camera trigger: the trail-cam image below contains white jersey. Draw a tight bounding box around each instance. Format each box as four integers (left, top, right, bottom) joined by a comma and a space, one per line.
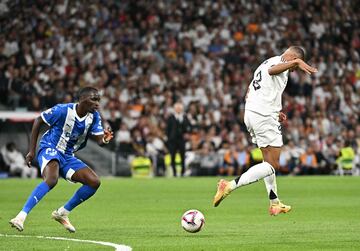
245, 56, 289, 115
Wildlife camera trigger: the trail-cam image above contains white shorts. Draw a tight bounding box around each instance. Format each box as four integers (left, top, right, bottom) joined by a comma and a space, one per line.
244, 110, 283, 148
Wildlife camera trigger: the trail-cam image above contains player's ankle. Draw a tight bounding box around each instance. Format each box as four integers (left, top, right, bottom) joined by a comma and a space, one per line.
229, 180, 237, 191
270, 198, 280, 204
57, 206, 70, 216
17, 211, 28, 221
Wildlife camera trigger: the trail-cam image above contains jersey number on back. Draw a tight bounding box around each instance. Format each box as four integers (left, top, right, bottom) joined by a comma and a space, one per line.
252, 71, 262, 90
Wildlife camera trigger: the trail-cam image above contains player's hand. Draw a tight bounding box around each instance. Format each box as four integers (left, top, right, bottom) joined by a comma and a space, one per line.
297, 60, 318, 75
25, 151, 35, 168
103, 127, 114, 143
279, 112, 287, 123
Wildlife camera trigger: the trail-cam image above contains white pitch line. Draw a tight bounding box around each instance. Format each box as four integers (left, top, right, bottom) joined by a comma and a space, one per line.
0, 233, 132, 251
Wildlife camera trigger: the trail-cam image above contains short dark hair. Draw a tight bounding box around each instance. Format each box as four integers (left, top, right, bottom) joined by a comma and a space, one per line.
78, 86, 98, 100
290, 46, 306, 60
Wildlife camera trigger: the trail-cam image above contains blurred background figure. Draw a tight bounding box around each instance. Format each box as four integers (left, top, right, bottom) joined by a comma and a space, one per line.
219, 142, 237, 176
198, 142, 220, 176
297, 146, 318, 175
146, 132, 167, 176
336, 140, 356, 176
115, 123, 134, 160
235, 142, 250, 176
166, 102, 191, 177
0, 142, 37, 178
0, 0, 359, 177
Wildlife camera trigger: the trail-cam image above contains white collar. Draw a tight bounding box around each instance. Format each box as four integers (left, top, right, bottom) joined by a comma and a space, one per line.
73, 103, 88, 121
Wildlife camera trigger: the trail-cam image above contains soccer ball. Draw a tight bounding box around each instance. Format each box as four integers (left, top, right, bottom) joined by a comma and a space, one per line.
181, 209, 205, 233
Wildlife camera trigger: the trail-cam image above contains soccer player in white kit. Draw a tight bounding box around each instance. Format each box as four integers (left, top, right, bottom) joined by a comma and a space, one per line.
213, 46, 318, 215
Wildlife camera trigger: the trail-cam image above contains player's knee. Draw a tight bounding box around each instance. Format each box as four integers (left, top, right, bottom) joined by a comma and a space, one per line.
45, 177, 58, 189
94, 178, 101, 189
268, 161, 280, 170
263, 158, 279, 170
88, 176, 101, 189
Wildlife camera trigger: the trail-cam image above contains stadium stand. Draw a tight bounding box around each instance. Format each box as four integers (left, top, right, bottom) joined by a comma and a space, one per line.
0, 0, 359, 176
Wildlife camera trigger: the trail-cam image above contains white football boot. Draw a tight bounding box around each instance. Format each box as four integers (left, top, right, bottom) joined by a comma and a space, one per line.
9, 217, 24, 232
52, 209, 76, 233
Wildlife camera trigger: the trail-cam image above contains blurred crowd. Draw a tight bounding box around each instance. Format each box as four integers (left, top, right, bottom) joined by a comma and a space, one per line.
1, 0, 360, 176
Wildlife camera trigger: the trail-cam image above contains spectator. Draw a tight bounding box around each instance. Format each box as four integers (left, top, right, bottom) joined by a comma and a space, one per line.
219, 143, 237, 176
313, 142, 331, 174
115, 123, 133, 159
0, 0, 359, 176
235, 142, 250, 176
287, 140, 305, 173
0, 142, 37, 178
279, 145, 291, 175
297, 146, 318, 175
198, 142, 221, 176
146, 133, 167, 176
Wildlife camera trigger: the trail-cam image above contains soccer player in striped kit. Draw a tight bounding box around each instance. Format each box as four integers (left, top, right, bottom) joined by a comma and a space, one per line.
10, 87, 113, 232
213, 46, 317, 215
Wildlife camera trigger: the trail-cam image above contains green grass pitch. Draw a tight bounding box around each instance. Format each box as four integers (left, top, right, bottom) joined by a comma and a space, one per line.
1, 176, 360, 250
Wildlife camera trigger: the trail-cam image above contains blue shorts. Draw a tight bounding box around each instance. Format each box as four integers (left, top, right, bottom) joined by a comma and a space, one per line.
37, 147, 87, 181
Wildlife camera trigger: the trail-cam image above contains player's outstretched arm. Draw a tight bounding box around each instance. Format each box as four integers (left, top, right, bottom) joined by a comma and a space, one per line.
25, 116, 46, 167
296, 59, 318, 75
268, 59, 317, 75
268, 59, 299, 75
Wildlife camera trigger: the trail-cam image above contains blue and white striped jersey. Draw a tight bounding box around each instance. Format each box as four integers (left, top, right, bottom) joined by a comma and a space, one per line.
39, 103, 104, 155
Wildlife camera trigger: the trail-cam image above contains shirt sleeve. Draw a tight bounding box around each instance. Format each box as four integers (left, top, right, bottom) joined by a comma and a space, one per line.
267, 56, 282, 69
267, 56, 289, 77
90, 112, 104, 135
41, 104, 63, 126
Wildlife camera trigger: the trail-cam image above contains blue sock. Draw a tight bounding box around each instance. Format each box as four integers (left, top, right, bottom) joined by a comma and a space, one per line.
64, 185, 97, 211
22, 182, 50, 214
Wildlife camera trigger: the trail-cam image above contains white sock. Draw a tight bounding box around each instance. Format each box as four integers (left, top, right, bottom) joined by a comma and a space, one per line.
230, 162, 275, 190
17, 211, 28, 221
58, 206, 70, 216
264, 171, 280, 204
